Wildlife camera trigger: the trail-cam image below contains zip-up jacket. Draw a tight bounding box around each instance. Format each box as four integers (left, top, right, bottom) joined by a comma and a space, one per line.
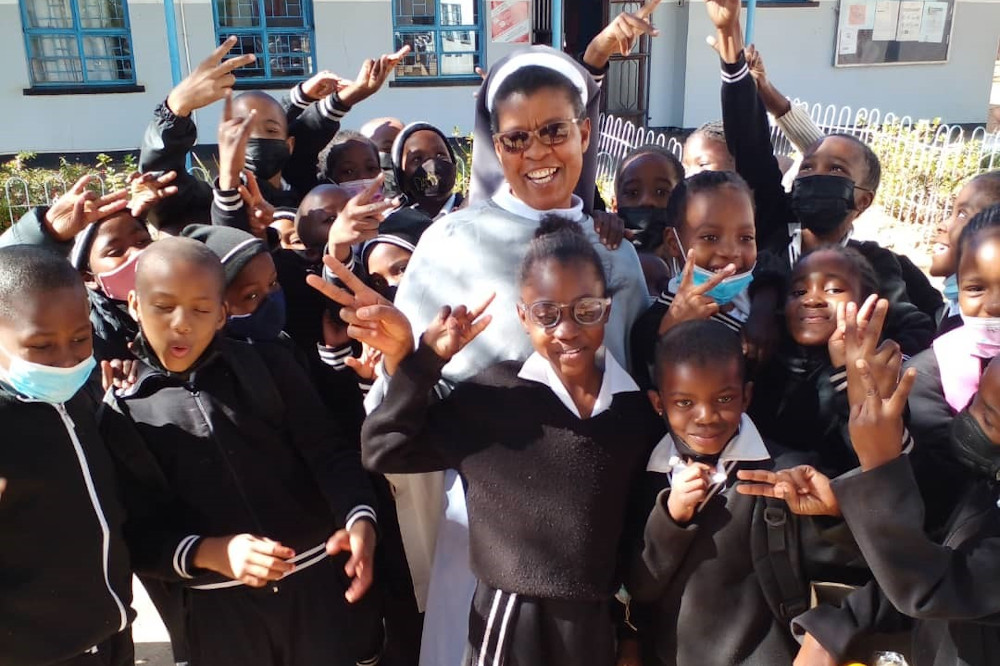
0, 387, 133, 665
99, 336, 376, 587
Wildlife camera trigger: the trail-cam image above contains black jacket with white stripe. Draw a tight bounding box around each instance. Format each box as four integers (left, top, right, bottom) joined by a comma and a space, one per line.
0, 386, 134, 665
99, 335, 376, 586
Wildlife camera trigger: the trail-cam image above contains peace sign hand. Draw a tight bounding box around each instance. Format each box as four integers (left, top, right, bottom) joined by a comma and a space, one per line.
328, 174, 400, 262
218, 90, 256, 190
306, 256, 414, 375
584, 0, 662, 70
848, 359, 918, 471
339, 46, 411, 107
167, 36, 257, 117
237, 171, 276, 239
834, 296, 903, 408
421, 294, 495, 362
659, 249, 736, 335
736, 466, 840, 516
44, 175, 129, 242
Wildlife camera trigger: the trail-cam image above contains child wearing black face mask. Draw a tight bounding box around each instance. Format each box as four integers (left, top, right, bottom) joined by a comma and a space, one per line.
391, 122, 464, 221
705, 0, 938, 358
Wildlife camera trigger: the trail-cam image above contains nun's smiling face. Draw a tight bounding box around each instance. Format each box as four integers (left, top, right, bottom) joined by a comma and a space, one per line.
493, 86, 590, 211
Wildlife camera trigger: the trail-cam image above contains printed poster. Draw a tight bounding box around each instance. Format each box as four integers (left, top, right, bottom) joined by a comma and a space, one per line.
919, 1, 948, 42
872, 0, 901, 40
845, 0, 876, 29
839, 27, 859, 54
490, 0, 530, 43
896, 0, 925, 41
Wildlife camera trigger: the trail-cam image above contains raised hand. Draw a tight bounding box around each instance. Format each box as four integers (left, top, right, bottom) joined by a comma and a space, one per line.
704, 0, 744, 64
339, 46, 412, 107
705, 0, 742, 31
167, 36, 257, 117
345, 343, 383, 382
307, 256, 414, 374
45, 175, 129, 242
237, 171, 276, 239
326, 520, 377, 603
100, 359, 138, 393
848, 358, 917, 471
592, 210, 626, 250
327, 175, 399, 261
584, 0, 661, 70
301, 69, 348, 100
420, 294, 495, 362
736, 466, 840, 516
745, 44, 766, 82
218, 89, 256, 190
127, 171, 179, 219
659, 250, 736, 335
667, 462, 713, 524
193, 533, 296, 588
833, 296, 903, 408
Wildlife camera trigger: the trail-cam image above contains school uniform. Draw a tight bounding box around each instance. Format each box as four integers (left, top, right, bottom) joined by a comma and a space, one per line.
99, 335, 381, 666
366, 191, 651, 666
362, 344, 664, 666
794, 455, 1000, 666
627, 418, 822, 666
718, 52, 936, 357
0, 385, 134, 666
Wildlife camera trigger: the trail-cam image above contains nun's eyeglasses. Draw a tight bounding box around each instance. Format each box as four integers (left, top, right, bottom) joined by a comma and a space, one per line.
493, 119, 582, 155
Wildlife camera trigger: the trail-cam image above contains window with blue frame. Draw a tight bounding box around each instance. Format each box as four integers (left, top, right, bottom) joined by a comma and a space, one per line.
393, 0, 482, 82
214, 0, 316, 84
19, 0, 136, 88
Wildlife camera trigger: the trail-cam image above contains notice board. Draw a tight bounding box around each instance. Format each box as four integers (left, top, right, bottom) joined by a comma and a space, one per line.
834, 0, 955, 67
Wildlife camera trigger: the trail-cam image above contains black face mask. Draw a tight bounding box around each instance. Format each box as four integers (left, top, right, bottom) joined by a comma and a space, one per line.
405, 158, 456, 202
379, 284, 399, 303
791, 174, 857, 236
245, 138, 291, 181
949, 407, 1000, 482
379, 151, 400, 197
617, 206, 670, 251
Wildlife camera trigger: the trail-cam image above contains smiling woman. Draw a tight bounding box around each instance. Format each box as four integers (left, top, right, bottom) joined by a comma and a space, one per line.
365, 45, 652, 666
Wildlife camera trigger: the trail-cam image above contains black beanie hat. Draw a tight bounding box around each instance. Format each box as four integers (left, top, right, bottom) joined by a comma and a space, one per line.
360, 207, 433, 267
180, 224, 266, 285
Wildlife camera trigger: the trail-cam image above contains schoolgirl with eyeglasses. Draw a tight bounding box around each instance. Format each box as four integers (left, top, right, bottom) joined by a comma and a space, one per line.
332, 215, 663, 666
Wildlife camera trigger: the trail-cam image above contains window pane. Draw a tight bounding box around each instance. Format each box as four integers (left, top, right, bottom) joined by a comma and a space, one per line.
395, 0, 434, 26
441, 29, 476, 53
440, 0, 476, 26
394, 31, 436, 77
264, 0, 307, 28
23, 0, 74, 28
440, 52, 476, 75
29, 35, 83, 82
217, 0, 260, 28
78, 0, 127, 28
268, 32, 311, 77
227, 34, 267, 78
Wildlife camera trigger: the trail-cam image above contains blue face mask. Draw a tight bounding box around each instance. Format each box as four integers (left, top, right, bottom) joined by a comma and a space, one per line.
0, 344, 96, 404
226, 289, 287, 341
943, 274, 959, 304
673, 229, 755, 305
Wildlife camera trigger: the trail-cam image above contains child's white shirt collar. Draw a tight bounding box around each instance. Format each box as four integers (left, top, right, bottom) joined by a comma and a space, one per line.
517, 348, 638, 419
646, 413, 770, 482
492, 187, 585, 222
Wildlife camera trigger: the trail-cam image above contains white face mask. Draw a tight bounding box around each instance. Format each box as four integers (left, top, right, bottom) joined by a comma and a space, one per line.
961, 314, 1000, 358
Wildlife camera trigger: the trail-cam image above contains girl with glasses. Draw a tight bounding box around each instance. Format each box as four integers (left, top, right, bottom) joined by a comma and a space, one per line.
318, 216, 663, 666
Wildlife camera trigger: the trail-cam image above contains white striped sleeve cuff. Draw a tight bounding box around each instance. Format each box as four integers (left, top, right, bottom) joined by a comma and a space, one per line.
830, 367, 848, 393
319, 94, 349, 122
318, 343, 353, 370
289, 83, 315, 110
173, 535, 201, 579
346, 505, 377, 530
721, 61, 750, 84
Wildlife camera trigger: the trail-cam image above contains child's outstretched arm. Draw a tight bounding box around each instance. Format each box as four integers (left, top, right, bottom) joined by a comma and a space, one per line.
736, 466, 840, 517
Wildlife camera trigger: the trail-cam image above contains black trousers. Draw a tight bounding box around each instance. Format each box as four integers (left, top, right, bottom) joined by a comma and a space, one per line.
53, 631, 134, 666
139, 575, 190, 663
185, 556, 382, 666
465, 581, 615, 666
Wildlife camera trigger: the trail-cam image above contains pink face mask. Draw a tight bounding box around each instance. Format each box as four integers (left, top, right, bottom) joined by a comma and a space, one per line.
95, 250, 144, 301
339, 177, 384, 201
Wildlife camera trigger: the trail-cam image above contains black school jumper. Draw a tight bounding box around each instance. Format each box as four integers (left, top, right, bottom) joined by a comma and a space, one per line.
361, 345, 663, 666
795, 456, 1000, 666
99, 336, 381, 666
0, 387, 134, 666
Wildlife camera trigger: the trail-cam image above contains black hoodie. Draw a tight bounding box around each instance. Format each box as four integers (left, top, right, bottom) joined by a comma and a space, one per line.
0, 386, 134, 664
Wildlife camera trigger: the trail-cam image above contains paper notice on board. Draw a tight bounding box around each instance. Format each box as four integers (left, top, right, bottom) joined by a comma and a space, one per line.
896, 0, 924, 41
872, 0, 900, 40
490, 0, 530, 43
919, 1, 948, 42
839, 27, 859, 54
846, 0, 876, 29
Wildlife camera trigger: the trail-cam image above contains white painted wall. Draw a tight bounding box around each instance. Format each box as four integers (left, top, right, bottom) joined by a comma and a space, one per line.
649, 0, 1000, 129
